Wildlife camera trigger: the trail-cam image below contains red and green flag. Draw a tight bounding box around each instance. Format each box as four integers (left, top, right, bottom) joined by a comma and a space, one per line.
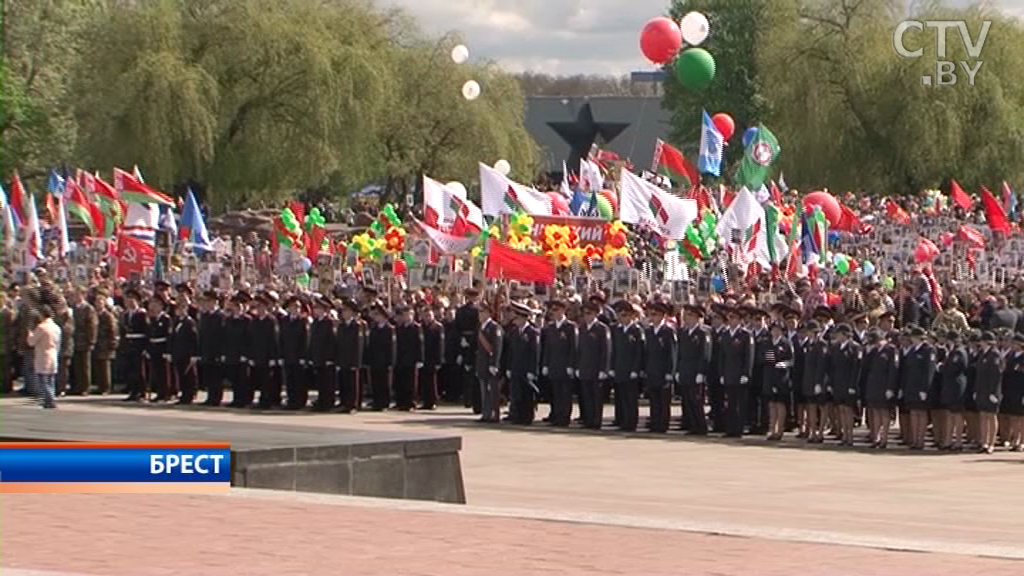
113, 167, 174, 207
66, 178, 100, 236
652, 139, 699, 193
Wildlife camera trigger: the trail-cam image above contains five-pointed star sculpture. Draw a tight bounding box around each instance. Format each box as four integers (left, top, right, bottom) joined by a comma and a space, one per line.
547, 102, 629, 169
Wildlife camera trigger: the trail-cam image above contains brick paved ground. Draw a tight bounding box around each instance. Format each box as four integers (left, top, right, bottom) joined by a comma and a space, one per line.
3, 492, 1024, 576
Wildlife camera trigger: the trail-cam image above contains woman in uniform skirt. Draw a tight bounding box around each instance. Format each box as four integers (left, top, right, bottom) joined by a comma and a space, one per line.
964, 331, 981, 447
937, 331, 969, 451
762, 322, 794, 440
861, 330, 899, 448
800, 320, 829, 444
973, 332, 1004, 454
827, 324, 862, 446
1000, 334, 1024, 451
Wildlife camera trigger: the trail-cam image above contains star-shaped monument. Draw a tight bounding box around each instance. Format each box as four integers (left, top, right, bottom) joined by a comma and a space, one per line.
547, 102, 629, 169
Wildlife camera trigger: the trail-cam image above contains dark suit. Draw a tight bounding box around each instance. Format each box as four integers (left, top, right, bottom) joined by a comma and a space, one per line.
147, 312, 172, 400
120, 308, 149, 399
718, 326, 755, 437
901, 343, 936, 410
974, 347, 1004, 413
308, 316, 336, 411
367, 321, 396, 410
475, 318, 504, 422
336, 318, 365, 411
221, 313, 250, 406
827, 341, 863, 407
541, 319, 578, 427
280, 314, 310, 409
611, 322, 645, 431
199, 309, 224, 405
677, 323, 712, 434
170, 315, 200, 403
420, 320, 444, 409
455, 302, 480, 412
862, 344, 899, 409
507, 323, 540, 425
394, 321, 424, 410
577, 319, 611, 429
939, 347, 969, 411
247, 313, 280, 408
644, 322, 677, 433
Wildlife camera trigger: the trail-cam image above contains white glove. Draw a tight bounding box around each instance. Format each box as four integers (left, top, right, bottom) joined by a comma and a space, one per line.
268, 359, 276, 367
847, 387, 857, 395
220, 355, 226, 363
774, 362, 787, 369
567, 367, 574, 377
277, 359, 284, 366
162, 354, 171, 361
527, 373, 536, 381
598, 371, 607, 380
460, 337, 469, 348
456, 355, 462, 365
918, 391, 927, 401
695, 374, 705, 384
240, 356, 248, 363
608, 370, 616, 379
885, 390, 894, 400
489, 366, 498, 376
665, 374, 673, 383
415, 362, 423, 369
299, 359, 307, 366
720, 377, 725, 385
814, 384, 822, 395
542, 367, 549, 376
506, 370, 511, 379
249, 360, 255, 367
326, 361, 334, 366
740, 376, 749, 385
989, 394, 999, 404
630, 371, 638, 379
574, 369, 581, 378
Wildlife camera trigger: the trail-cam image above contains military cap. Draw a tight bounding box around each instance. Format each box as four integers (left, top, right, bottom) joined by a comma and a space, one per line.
154, 279, 171, 289
905, 325, 927, 337
832, 323, 853, 335
124, 287, 142, 300
723, 305, 743, 318
283, 294, 302, 308
149, 294, 168, 307
851, 312, 870, 324
1013, 333, 1024, 345
878, 311, 896, 321
339, 298, 361, 312
175, 282, 194, 296
682, 304, 704, 316
581, 301, 600, 313
233, 290, 252, 304
944, 330, 961, 341
264, 290, 280, 304
201, 289, 219, 301
865, 329, 883, 343
589, 292, 607, 304
812, 305, 833, 319
745, 306, 767, 317
548, 299, 567, 310
769, 321, 785, 331
803, 320, 821, 332
510, 301, 539, 317
314, 294, 334, 309
980, 331, 996, 342
783, 308, 802, 320
645, 301, 668, 315
464, 287, 480, 297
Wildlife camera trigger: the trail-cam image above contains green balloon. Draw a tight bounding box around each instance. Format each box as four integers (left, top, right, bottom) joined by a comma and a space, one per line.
674, 48, 716, 90
296, 273, 310, 286
882, 276, 895, 290
836, 258, 850, 275
596, 195, 614, 220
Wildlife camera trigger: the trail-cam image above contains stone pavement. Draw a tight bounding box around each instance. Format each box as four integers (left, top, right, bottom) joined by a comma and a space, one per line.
3, 397, 1024, 571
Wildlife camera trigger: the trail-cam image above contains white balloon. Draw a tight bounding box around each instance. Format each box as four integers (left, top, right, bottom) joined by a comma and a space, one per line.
445, 181, 468, 198
461, 80, 481, 101
493, 159, 511, 176
451, 44, 470, 64
680, 11, 710, 46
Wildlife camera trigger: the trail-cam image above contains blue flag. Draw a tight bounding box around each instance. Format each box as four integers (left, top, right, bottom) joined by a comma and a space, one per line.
47, 169, 66, 198
698, 110, 724, 177
180, 188, 212, 254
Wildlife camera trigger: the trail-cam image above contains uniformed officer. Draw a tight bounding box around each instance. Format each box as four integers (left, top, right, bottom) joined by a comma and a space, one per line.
719, 306, 755, 438
827, 323, 862, 446
248, 292, 281, 409
120, 288, 149, 401
611, 302, 644, 432
146, 294, 172, 401
92, 289, 119, 395
677, 304, 712, 435
644, 302, 677, 433
309, 295, 337, 412
707, 306, 727, 432
763, 322, 795, 440
974, 331, 1004, 453
199, 290, 225, 406
801, 319, 830, 443
281, 296, 310, 410
394, 305, 424, 411
541, 300, 578, 427
900, 325, 936, 450
1001, 334, 1024, 452
937, 330, 969, 450
221, 292, 251, 408
367, 302, 396, 411
455, 288, 481, 413
506, 301, 540, 425
419, 305, 445, 410
170, 298, 200, 404
336, 298, 365, 413
577, 301, 611, 430
475, 302, 504, 423
70, 287, 98, 395
748, 307, 771, 434
861, 329, 899, 448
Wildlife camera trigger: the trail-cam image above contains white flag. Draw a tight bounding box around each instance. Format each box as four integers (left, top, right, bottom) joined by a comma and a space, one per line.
618, 169, 696, 240
412, 217, 479, 255
422, 175, 484, 232
479, 162, 551, 217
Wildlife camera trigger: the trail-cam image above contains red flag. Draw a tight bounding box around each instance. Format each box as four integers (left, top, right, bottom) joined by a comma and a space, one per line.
835, 204, 867, 233
486, 240, 555, 284
9, 172, 27, 223
116, 233, 156, 278
923, 267, 943, 313
981, 185, 1010, 234
289, 201, 306, 227
770, 181, 784, 205
957, 224, 985, 249
45, 192, 58, 225
306, 226, 327, 260
113, 167, 174, 206
885, 200, 911, 225
950, 179, 973, 211
914, 237, 940, 263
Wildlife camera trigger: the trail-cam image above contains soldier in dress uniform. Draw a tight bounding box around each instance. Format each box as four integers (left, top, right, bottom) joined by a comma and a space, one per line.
281, 296, 310, 410
937, 330, 969, 450
577, 301, 611, 430
719, 306, 755, 438
611, 302, 644, 432
367, 301, 396, 411
143, 295, 170, 401
974, 331, 1004, 453
199, 290, 225, 406
827, 324, 862, 446
221, 292, 251, 408
644, 302, 677, 433
706, 306, 727, 432
505, 301, 540, 425
394, 305, 424, 411
1001, 334, 1024, 452
70, 287, 98, 395
455, 288, 481, 413
851, 313, 870, 344
747, 307, 771, 434
419, 305, 445, 410
175, 283, 199, 319
861, 329, 899, 448
248, 292, 281, 409
801, 318, 830, 443
475, 302, 503, 423
336, 298, 365, 413
677, 304, 712, 435
900, 325, 936, 449
92, 289, 119, 395
783, 308, 804, 435
170, 298, 200, 404
763, 322, 795, 440
541, 300, 578, 427
309, 295, 337, 412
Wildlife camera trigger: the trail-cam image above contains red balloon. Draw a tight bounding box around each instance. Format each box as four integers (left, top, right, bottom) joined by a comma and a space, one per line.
803, 191, 842, 227
393, 258, 407, 276
547, 192, 570, 215
640, 17, 682, 65
711, 113, 735, 140
598, 189, 618, 212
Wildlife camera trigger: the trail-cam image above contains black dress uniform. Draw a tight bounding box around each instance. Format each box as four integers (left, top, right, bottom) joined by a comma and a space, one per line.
170, 312, 200, 404
476, 316, 504, 422
280, 312, 310, 409
828, 340, 863, 409
901, 342, 936, 411
420, 318, 445, 409
862, 342, 900, 409
394, 318, 424, 410
644, 318, 677, 433
939, 345, 969, 412
455, 299, 481, 413
541, 317, 578, 427
676, 320, 712, 434
221, 311, 250, 407
335, 315, 365, 412
577, 317, 611, 430
749, 325, 772, 433
707, 325, 727, 432
199, 307, 224, 406
1002, 348, 1024, 417
719, 324, 755, 437
308, 311, 337, 411
120, 305, 149, 400
248, 311, 280, 409
442, 316, 461, 402
611, 319, 645, 432
367, 319, 397, 410
974, 345, 1004, 414
147, 309, 172, 401
762, 336, 795, 404
506, 317, 540, 425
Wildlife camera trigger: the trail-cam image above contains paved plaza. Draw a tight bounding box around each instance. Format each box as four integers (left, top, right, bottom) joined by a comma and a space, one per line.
3, 398, 1024, 574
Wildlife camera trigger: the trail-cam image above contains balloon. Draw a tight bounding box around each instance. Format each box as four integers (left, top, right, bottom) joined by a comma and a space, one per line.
803, 191, 842, 227
680, 11, 711, 46
446, 181, 467, 198
836, 257, 850, 275
299, 257, 312, 272
711, 275, 726, 293
742, 127, 759, 148
596, 196, 614, 220
598, 189, 618, 213
711, 113, 735, 140
296, 273, 310, 287
828, 230, 841, 246
393, 258, 407, 276
673, 48, 716, 91
639, 16, 682, 64
547, 192, 570, 215
862, 260, 876, 277
882, 276, 895, 290
451, 44, 469, 64
461, 80, 481, 101
494, 159, 511, 175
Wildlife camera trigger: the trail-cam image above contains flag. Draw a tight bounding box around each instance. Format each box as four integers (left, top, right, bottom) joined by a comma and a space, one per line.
735, 124, 780, 191
1002, 181, 1017, 220
9, 172, 27, 224
113, 167, 174, 207
785, 212, 803, 279
485, 239, 556, 284
716, 186, 763, 241
958, 224, 985, 249
778, 173, 789, 193
66, 178, 98, 235
770, 181, 784, 205
422, 176, 483, 234
45, 191, 59, 225
951, 179, 973, 211
180, 189, 213, 254
479, 162, 551, 216
558, 161, 573, 199
412, 217, 479, 254
121, 202, 158, 245
22, 193, 42, 267
47, 169, 66, 198
80, 171, 122, 237
923, 267, 943, 313
580, 158, 604, 193
698, 110, 725, 177
159, 204, 177, 236
761, 203, 788, 266
836, 204, 868, 234
885, 200, 911, 225
652, 139, 699, 192
618, 169, 697, 240
116, 233, 156, 278
568, 185, 588, 215
56, 196, 70, 257
981, 185, 1010, 234
1, 186, 15, 250
809, 206, 829, 264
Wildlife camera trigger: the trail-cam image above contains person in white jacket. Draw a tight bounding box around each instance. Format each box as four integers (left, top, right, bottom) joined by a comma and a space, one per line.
27, 305, 62, 409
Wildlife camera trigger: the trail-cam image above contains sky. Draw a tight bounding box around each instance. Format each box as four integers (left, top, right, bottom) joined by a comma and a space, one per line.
378, 0, 1024, 76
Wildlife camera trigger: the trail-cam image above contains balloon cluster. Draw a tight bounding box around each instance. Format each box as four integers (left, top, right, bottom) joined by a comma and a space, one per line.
638, 12, 715, 91
596, 190, 617, 220
680, 211, 719, 266
470, 224, 500, 259
506, 213, 540, 253
350, 232, 384, 260
601, 220, 632, 267
351, 203, 407, 261
542, 224, 582, 268
304, 207, 326, 232
832, 253, 859, 276
276, 207, 304, 249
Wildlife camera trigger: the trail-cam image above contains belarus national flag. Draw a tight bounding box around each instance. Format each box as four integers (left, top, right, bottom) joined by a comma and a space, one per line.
478, 162, 551, 217
113, 167, 174, 207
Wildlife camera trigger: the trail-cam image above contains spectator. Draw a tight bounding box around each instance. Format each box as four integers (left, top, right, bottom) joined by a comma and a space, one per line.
27, 304, 62, 409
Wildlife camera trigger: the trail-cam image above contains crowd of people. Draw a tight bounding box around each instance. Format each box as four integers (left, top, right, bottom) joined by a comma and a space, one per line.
4, 257, 1024, 455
